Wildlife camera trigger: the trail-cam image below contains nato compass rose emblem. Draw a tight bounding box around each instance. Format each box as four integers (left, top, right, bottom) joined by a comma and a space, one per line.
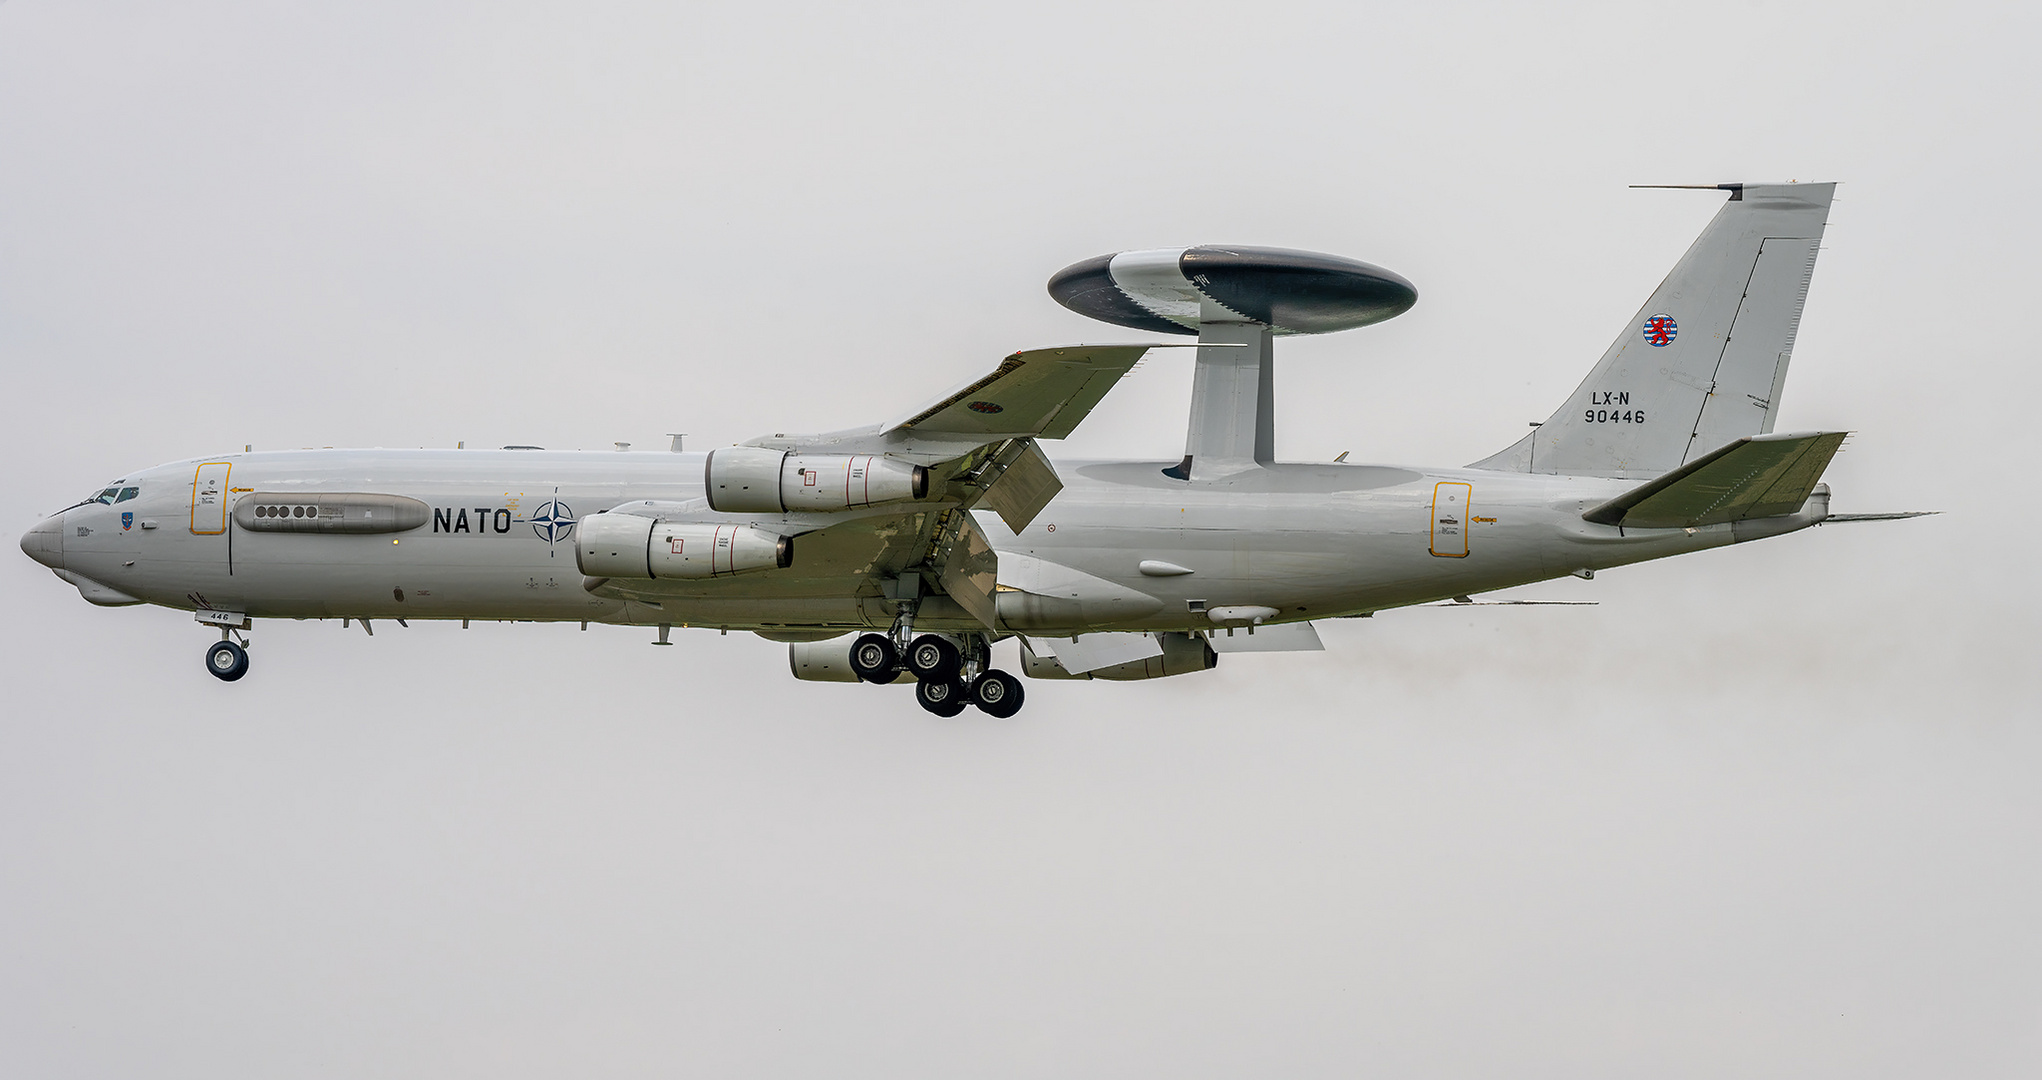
530, 497, 576, 556
1642, 314, 1678, 347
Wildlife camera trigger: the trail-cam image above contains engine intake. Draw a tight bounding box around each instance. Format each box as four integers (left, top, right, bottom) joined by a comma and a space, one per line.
705, 447, 928, 513
574, 512, 793, 579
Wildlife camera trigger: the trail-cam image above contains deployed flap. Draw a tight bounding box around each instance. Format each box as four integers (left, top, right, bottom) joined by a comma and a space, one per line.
1583, 430, 1846, 529
893, 344, 1157, 440
935, 510, 999, 629
1208, 621, 1324, 653
996, 551, 1158, 607
1026, 632, 1164, 674
979, 439, 1062, 533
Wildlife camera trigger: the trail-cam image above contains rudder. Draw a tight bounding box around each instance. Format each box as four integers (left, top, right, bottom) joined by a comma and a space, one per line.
1473, 183, 1835, 478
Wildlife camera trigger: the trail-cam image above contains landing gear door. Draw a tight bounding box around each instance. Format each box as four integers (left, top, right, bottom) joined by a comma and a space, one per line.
1429, 481, 1471, 558
191, 462, 232, 534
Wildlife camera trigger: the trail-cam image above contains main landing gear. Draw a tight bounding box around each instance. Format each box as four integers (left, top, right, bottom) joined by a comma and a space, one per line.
850, 627, 1025, 718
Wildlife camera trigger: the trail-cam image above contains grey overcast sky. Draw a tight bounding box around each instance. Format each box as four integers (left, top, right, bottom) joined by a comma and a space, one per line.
3, 2, 2037, 1076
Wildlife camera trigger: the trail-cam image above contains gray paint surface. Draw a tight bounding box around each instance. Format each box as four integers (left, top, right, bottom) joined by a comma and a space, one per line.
2, 4, 2038, 1079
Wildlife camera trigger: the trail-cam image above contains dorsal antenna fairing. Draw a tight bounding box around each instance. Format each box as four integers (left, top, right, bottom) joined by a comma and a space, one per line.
1047, 246, 1416, 481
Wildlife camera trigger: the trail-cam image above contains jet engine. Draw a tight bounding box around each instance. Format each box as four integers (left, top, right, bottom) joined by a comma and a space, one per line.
787, 636, 862, 682
574, 512, 792, 579
705, 447, 929, 514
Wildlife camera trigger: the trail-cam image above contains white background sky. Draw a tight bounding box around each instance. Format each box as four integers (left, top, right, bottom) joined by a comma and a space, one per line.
3, 2, 2037, 1076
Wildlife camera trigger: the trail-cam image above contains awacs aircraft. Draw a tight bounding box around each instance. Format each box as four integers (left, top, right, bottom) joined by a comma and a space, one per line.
22, 183, 1922, 717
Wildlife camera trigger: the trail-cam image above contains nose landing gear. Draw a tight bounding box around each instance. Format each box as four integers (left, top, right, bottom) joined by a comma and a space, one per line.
206, 638, 249, 681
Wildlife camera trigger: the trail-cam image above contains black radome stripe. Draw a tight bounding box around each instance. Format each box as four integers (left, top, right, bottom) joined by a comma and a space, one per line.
1179, 246, 1417, 335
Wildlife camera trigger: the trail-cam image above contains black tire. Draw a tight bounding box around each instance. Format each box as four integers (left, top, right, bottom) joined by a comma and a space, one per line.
849, 633, 899, 683
905, 634, 962, 683
971, 669, 1024, 718
206, 640, 249, 682
915, 678, 968, 717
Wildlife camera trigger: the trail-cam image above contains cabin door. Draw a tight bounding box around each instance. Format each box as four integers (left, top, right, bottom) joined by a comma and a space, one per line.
190, 462, 232, 534
1429, 482, 1471, 558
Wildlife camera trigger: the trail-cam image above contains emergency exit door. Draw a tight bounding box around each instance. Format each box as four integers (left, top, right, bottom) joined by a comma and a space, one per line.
190, 462, 232, 534
1429, 481, 1471, 557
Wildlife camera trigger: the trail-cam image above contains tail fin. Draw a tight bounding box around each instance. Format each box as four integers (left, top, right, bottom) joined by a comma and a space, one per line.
1473, 183, 1835, 478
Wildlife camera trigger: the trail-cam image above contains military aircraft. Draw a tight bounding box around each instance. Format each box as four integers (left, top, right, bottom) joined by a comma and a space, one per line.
20, 182, 1922, 716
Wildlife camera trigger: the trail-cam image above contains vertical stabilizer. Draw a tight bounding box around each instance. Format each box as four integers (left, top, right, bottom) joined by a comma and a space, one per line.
1472, 183, 1834, 478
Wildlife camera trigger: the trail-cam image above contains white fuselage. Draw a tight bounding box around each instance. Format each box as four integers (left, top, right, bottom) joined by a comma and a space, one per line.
28, 447, 1802, 634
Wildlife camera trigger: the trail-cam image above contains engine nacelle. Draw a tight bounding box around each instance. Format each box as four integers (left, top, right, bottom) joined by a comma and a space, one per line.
787, 636, 861, 682
574, 512, 792, 579
704, 447, 928, 514
1018, 632, 1217, 681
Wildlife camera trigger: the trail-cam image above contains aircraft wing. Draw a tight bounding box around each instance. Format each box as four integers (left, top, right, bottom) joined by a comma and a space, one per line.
590, 345, 1178, 629
746, 343, 1178, 463
890, 344, 1158, 440
740, 343, 1175, 537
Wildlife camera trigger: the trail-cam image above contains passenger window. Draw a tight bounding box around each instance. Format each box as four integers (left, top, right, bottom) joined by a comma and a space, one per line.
116, 487, 139, 503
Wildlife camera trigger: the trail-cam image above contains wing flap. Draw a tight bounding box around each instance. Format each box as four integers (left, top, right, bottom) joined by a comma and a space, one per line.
979, 440, 1063, 534
934, 510, 999, 629
1025, 632, 1165, 674
1208, 621, 1324, 653
1583, 430, 1847, 529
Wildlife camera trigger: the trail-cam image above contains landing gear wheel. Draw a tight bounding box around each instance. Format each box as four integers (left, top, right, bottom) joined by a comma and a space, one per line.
915, 678, 968, 717
206, 640, 249, 682
849, 633, 901, 684
970, 669, 1024, 718
905, 634, 962, 683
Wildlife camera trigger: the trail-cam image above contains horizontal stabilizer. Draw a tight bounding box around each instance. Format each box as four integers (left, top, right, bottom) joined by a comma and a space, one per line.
1583, 430, 1846, 529
1429, 592, 1584, 600
1823, 512, 1938, 523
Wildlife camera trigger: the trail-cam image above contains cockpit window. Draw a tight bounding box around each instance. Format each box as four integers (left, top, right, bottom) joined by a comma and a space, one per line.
92, 487, 121, 504
115, 487, 139, 503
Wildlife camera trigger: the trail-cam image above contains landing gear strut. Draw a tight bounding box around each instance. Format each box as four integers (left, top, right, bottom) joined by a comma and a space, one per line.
881, 594, 1025, 715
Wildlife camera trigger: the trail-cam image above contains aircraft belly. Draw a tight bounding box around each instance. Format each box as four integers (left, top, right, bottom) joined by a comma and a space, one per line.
201, 537, 625, 621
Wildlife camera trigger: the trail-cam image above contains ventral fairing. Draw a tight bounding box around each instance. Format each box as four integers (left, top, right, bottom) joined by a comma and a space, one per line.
21, 183, 1925, 716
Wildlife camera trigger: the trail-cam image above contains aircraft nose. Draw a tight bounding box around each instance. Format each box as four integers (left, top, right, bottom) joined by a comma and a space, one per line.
20, 515, 65, 570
